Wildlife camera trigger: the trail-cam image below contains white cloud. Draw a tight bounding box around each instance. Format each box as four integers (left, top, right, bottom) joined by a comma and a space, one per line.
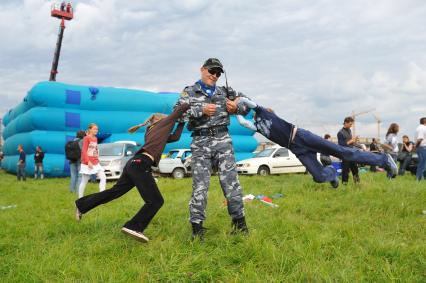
1, 0, 426, 142
402, 62, 426, 93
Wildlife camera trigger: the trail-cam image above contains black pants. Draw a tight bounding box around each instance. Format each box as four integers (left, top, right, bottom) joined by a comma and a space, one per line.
341, 160, 359, 183
75, 154, 163, 233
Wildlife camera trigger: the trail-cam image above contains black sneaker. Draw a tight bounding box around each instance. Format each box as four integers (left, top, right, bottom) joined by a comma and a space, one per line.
330, 176, 339, 189
191, 222, 206, 241
231, 216, 249, 235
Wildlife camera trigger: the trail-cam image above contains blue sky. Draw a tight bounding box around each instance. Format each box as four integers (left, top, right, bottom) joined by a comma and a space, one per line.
1, 0, 425, 141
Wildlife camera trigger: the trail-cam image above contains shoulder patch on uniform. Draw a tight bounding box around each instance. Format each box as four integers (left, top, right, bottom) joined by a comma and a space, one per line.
180, 91, 189, 97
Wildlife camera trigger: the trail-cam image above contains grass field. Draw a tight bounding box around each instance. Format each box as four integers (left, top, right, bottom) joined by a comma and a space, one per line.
0, 169, 425, 282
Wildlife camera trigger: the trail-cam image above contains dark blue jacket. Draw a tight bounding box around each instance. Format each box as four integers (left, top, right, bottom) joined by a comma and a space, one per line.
19, 151, 26, 163
254, 106, 295, 148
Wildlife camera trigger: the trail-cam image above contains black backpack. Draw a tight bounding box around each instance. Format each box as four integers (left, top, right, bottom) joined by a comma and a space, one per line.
65, 140, 81, 162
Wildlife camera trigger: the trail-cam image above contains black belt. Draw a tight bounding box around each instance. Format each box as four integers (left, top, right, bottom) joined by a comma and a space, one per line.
192, 126, 228, 137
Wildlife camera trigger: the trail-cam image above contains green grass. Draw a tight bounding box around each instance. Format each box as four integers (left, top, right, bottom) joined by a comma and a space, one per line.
0, 170, 425, 282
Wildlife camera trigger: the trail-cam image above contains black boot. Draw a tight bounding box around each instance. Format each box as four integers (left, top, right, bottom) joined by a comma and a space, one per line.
231, 216, 249, 235
191, 222, 205, 241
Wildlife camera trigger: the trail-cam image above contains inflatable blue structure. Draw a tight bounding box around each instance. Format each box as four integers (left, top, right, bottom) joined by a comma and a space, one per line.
1, 82, 257, 177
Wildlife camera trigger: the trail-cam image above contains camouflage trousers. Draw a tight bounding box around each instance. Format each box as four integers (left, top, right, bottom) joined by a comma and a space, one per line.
189, 133, 245, 224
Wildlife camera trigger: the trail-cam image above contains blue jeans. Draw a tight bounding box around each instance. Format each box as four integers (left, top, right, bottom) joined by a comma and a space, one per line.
17, 164, 26, 181
70, 162, 81, 193
34, 163, 44, 179
290, 128, 387, 183
416, 147, 426, 180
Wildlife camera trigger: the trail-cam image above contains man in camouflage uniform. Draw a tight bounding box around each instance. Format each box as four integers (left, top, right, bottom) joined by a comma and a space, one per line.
174, 58, 250, 240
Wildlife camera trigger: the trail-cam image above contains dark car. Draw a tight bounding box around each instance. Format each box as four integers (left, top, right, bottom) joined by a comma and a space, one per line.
407, 152, 423, 176
407, 152, 416, 174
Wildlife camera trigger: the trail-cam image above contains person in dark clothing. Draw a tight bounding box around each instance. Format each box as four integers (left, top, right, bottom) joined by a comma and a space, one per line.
320, 134, 333, 166
398, 135, 414, 176
369, 138, 380, 153
69, 130, 86, 193
236, 98, 398, 188
34, 146, 45, 179
17, 144, 26, 181
337, 117, 360, 184
75, 104, 189, 243
369, 138, 380, 172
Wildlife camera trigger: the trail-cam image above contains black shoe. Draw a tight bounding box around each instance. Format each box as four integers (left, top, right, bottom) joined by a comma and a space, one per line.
231, 216, 249, 235
330, 176, 339, 189
191, 222, 205, 241
353, 175, 360, 184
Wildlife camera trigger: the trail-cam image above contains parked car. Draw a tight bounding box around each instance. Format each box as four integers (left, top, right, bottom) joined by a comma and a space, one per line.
407, 152, 422, 175
236, 146, 317, 176
98, 141, 139, 180
157, 149, 192, 179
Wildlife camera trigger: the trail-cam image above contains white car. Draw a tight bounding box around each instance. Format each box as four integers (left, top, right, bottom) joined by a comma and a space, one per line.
157, 149, 192, 179
98, 141, 139, 180
236, 146, 315, 175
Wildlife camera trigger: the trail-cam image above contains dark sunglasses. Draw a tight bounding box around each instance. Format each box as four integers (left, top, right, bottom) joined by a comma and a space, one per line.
207, 68, 222, 77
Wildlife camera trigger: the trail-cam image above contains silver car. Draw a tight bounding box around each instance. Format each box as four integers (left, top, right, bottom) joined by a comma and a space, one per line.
98, 141, 139, 180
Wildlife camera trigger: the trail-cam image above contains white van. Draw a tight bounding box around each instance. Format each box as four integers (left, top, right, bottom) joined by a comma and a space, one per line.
98, 141, 139, 180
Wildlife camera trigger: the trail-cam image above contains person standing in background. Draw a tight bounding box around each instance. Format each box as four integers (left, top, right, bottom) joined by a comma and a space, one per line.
78, 124, 106, 198
369, 138, 380, 153
17, 145, 26, 181
337, 117, 360, 184
320, 134, 332, 166
34, 146, 45, 179
369, 138, 380, 172
382, 123, 399, 163
67, 130, 86, 193
415, 117, 426, 181
0, 151, 4, 168
398, 135, 414, 176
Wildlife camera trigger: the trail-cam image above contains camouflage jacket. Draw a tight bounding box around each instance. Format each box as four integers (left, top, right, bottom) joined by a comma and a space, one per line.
174, 82, 250, 131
